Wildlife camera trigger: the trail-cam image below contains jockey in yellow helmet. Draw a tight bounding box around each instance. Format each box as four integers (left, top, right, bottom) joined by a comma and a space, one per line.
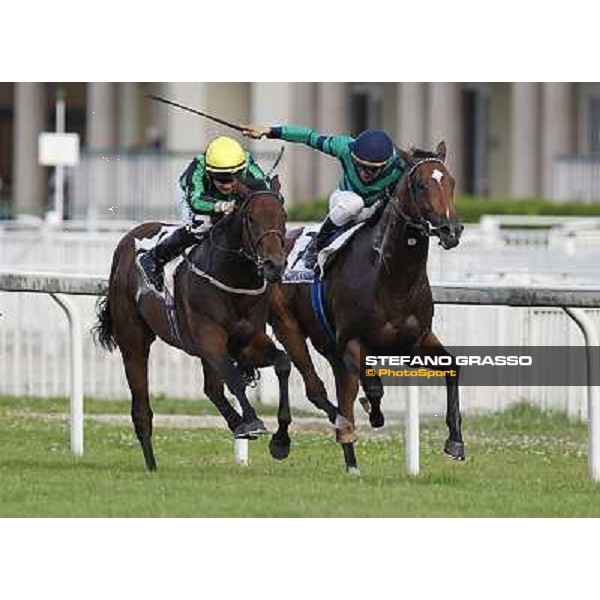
140, 135, 267, 292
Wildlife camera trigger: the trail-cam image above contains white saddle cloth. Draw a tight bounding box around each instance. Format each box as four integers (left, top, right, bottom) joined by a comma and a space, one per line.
282, 221, 365, 283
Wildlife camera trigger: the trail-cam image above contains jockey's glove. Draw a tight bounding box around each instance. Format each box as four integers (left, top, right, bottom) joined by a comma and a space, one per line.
242, 125, 270, 140
213, 200, 236, 214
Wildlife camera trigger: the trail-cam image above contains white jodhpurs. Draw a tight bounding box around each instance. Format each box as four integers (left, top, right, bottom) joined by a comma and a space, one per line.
177, 189, 211, 233
328, 189, 381, 226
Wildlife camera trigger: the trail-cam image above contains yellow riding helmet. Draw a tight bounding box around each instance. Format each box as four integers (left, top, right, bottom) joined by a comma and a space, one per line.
205, 136, 247, 173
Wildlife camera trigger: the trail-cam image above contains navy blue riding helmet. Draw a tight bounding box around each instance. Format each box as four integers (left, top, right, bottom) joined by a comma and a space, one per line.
350, 129, 394, 165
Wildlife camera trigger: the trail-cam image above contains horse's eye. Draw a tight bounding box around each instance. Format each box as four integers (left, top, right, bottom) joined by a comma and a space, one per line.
414, 181, 428, 195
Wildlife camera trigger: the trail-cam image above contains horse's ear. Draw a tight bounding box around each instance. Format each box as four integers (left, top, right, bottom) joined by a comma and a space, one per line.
395, 146, 412, 164
436, 141, 447, 162
270, 175, 281, 193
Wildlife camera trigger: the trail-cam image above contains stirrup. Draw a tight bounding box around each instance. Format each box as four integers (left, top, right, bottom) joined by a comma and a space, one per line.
140, 251, 165, 292
149, 271, 165, 293
303, 245, 318, 270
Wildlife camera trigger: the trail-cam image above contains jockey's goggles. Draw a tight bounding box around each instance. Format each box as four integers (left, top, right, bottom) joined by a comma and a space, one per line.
352, 154, 387, 177
211, 169, 243, 184
355, 162, 384, 177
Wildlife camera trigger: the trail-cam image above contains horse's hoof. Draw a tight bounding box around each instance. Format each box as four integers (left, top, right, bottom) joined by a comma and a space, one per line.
358, 396, 371, 414
233, 423, 259, 439
444, 439, 466, 461
369, 410, 385, 428
269, 435, 291, 460
244, 418, 269, 436
347, 466, 361, 477
233, 432, 258, 440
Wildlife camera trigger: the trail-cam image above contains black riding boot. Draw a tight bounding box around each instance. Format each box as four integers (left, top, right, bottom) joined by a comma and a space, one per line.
303, 217, 340, 270
140, 226, 198, 292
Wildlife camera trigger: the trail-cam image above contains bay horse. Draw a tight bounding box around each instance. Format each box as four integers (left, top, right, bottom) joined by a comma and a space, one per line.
93, 177, 290, 471
268, 142, 465, 474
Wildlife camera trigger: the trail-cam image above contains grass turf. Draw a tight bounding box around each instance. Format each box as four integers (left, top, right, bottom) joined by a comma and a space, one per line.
0, 399, 598, 517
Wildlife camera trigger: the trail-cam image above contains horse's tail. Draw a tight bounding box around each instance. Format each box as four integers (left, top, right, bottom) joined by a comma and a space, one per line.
92, 296, 118, 352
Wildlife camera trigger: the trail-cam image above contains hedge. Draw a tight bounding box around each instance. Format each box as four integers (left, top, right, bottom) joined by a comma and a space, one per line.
286, 196, 600, 223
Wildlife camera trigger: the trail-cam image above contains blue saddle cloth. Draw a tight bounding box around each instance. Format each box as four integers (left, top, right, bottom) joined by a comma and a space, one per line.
310, 276, 336, 344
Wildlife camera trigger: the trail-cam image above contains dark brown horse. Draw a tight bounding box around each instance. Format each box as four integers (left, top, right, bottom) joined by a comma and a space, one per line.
268, 142, 465, 474
93, 178, 290, 470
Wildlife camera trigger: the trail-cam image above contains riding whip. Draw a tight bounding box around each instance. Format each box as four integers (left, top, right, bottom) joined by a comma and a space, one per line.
145, 94, 247, 133
267, 146, 285, 178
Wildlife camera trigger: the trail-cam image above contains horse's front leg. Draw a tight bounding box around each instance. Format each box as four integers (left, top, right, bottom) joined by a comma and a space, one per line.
324, 338, 363, 475
201, 361, 245, 434
236, 332, 292, 460
189, 321, 267, 438
269, 286, 339, 423
418, 330, 465, 460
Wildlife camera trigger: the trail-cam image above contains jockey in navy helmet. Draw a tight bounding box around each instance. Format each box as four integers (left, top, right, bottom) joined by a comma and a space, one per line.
243, 124, 409, 270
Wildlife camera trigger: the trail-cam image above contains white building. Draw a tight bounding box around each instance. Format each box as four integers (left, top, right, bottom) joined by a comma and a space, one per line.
0, 82, 598, 217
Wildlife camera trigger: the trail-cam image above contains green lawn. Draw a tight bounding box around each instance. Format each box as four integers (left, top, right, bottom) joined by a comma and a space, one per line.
0, 394, 314, 418
0, 398, 598, 517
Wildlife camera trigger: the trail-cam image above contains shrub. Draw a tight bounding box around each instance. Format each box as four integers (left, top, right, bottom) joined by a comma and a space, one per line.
287, 196, 600, 223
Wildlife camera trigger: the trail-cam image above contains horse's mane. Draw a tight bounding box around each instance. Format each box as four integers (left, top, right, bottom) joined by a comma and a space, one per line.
239, 176, 269, 193
409, 147, 439, 161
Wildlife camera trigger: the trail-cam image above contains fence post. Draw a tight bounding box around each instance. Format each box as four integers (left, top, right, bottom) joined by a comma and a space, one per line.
405, 386, 419, 476
563, 307, 600, 482
50, 293, 84, 457
232, 398, 249, 466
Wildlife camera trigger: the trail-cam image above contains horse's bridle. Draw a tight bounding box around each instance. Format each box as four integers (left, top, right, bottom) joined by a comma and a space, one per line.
208, 189, 285, 270
388, 158, 448, 237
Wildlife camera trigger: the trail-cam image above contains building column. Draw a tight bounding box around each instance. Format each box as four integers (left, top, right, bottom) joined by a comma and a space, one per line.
250, 83, 296, 204
85, 83, 116, 222
118, 82, 141, 150
510, 83, 539, 198
427, 82, 463, 194
315, 83, 349, 198
87, 82, 116, 150
290, 83, 317, 202
13, 82, 46, 216
541, 83, 575, 198
396, 82, 427, 148
163, 82, 208, 152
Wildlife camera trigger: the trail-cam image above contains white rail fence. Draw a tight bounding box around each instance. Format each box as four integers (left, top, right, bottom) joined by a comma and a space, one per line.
2, 220, 600, 418
553, 156, 600, 203
1, 272, 599, 480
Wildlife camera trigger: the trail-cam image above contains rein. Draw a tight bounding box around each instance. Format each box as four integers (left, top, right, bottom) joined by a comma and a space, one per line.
374, 158, 447, 268
389, 158, 447, 236
208, 190, 284, 268
188, 189, 284, 295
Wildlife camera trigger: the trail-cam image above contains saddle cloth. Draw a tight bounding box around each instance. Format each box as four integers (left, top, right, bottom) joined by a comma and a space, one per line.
282, 221, 365, 283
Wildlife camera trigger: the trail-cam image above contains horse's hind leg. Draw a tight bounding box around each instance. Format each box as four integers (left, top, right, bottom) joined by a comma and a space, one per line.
418, 330, 465, 460
360, 371, 385, 428
119, 332, 157, 471
270, 351, 292, 460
